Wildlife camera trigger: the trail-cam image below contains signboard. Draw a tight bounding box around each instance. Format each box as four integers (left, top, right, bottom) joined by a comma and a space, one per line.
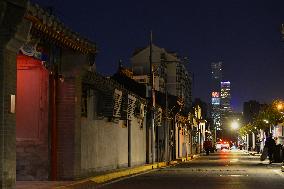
212, 92, 219, 98
212, 97, 220, 105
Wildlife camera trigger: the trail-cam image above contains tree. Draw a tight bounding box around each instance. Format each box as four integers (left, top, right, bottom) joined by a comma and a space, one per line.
239, 100, 284, 136
249, 100, 284, 133
239, 123, 257, 136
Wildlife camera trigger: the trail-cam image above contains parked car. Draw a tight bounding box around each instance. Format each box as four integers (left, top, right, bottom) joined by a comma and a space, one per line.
221, 141, 230, 150
216, 142, 222, 150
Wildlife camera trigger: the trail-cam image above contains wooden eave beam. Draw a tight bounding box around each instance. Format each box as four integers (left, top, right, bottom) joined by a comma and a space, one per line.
24, 14, 96, 54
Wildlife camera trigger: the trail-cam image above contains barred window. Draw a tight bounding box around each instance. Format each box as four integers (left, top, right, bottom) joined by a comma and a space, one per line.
155, 107, 162, 127
127, 94, 136, 120
113, 89, 122, 118
81, 85, 88, 117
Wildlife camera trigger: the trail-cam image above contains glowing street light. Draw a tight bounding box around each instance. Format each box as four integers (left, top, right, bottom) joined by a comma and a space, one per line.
277, 103, 283, 111
263, 119, 269, 124
231, 121, 239, 130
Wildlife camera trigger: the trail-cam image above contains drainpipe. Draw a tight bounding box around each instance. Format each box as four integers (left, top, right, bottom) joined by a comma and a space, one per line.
178, 125, 180, 158
50, 73, 57, 180
128, 120, 131, 167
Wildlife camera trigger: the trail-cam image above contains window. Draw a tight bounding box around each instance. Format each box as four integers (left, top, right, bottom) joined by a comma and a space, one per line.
93, 90, 104, 119
81, 85, 88, 117
127, 94, 136, 120
155, 107, 162, 127
113, 89, 122, 118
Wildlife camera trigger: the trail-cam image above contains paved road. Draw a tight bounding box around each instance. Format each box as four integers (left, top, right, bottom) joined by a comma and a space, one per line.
98, 151, 284, 189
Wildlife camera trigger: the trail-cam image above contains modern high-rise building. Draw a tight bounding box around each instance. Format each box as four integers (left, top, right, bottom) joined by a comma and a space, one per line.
220, 81, 232, 133
131, 44, 192, 109
211, 62, 222, 140
220, 81, 231, 113
211, 91, 221, 131
211, 62, 222, 90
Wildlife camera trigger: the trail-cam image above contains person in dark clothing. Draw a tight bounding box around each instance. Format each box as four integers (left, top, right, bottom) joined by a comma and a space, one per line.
203, 140, 212, 155
265, 134, 276, 164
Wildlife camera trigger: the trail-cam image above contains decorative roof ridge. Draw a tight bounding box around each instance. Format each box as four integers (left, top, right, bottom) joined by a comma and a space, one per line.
25, 1, 97, 54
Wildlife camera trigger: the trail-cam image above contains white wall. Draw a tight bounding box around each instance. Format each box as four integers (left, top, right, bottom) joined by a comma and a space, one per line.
80, 103, 146, 176
81, 119, 128, 174
130, 118, 147, 166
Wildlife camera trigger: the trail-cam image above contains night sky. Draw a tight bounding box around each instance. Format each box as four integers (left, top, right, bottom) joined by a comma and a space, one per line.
34, 0, 284, 112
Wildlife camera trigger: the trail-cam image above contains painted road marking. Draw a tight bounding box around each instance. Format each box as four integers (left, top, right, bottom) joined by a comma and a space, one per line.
219, 174, 248, 177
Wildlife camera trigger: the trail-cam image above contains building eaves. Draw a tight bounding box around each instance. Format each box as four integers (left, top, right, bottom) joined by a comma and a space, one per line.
25, 2, 97, 54
83, 71, 146, 103
111, 71, 146, 98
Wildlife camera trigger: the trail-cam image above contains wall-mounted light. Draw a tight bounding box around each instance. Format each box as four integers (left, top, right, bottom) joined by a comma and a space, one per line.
10, 94, 16, 114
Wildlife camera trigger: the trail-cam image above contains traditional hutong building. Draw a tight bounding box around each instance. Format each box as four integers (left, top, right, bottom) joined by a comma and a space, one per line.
1, 1, 98, 187
0, 1, 201, 188
81, 71, 147, 174
112, 66, 195, 162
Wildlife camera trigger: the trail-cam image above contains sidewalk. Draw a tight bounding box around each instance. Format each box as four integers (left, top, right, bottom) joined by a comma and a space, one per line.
246, 150, 284, 172
16, 155, 199, 189
248, 151, 261, 156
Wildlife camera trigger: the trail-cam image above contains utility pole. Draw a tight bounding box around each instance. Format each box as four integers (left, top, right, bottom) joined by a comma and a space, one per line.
164, 63, 168, 162
149, 31, 155, 164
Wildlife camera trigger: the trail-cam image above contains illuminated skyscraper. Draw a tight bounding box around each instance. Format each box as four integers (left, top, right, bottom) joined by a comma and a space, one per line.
211, 91, 221, 131
220, 81, 232, 134
220, 81, 231, 113
211, 62, 222, 140
211, 62, 222, 91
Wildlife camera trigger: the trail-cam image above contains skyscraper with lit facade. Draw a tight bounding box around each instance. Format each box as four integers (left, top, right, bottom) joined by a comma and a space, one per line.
220, 81, 231, 113
211, 92, 221, 131
211, 62, 222, 140
211, 62, 222, 90
220, 81, 232, 136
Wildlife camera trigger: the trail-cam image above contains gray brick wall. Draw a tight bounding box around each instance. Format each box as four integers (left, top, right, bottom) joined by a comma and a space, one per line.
57, 77, 77, 180
0, 46, 17, 188
0, 0, 30, 188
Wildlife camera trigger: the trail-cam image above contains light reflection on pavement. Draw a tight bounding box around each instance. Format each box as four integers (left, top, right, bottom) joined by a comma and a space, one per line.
99, 150, 284, 189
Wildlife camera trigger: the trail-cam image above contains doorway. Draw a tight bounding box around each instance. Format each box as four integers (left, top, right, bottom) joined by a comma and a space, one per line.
16, 54, 49, 180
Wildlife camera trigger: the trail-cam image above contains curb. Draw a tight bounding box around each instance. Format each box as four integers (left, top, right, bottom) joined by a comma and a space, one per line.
56, 156, 197, 188
91, 162, 167, 184
55, 162, 169, 188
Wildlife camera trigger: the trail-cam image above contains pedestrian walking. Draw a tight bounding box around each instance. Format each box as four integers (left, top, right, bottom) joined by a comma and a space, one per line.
265, 133, 276, 164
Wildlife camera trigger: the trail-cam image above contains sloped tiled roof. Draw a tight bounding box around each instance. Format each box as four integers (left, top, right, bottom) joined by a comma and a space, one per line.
24, 2, 97, 54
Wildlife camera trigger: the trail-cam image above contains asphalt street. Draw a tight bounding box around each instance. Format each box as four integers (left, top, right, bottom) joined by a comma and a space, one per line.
98, 150, 284, 189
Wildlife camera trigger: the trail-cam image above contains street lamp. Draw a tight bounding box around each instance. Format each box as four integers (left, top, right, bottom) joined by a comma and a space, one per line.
263, 119, 269, 124
231, 121, 239, 130
277, 103, 283, 111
